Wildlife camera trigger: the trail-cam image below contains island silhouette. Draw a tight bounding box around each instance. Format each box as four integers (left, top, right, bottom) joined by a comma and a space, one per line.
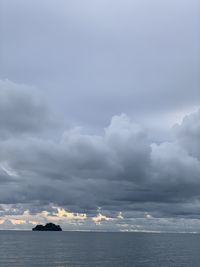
32, 223, 62, 231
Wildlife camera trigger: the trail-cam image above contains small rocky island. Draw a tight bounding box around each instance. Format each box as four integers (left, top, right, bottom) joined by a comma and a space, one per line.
32, 222, 62, 231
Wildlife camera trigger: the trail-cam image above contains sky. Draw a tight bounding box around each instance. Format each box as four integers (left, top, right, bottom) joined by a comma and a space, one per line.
0, 0, 200, 232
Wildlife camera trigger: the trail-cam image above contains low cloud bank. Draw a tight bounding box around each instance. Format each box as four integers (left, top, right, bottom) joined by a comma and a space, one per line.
0, 80, 200, 231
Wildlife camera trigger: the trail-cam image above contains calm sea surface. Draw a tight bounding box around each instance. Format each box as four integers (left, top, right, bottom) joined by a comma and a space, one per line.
0, 231, 200, 267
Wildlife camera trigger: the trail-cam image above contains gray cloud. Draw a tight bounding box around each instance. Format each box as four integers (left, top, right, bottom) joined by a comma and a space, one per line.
0, 80, 53, 138
174, 110, 200, 159
0, 0, 200, 231
0, 85, 200, 227
0, 0, 199, 128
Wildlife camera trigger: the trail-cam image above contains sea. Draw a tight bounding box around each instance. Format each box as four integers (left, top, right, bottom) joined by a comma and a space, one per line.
0, 231, 200, 267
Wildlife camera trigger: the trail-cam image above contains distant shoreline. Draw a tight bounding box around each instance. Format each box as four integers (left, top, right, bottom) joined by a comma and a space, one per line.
0, 229, 199, 234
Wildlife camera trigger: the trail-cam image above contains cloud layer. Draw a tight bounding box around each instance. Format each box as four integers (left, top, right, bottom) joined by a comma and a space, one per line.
1, 0, 199, 128
0, 0, 199, 231
0, 81, 200, 231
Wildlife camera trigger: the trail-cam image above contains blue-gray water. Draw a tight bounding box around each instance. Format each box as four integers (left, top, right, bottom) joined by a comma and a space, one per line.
0, 231, 200, 267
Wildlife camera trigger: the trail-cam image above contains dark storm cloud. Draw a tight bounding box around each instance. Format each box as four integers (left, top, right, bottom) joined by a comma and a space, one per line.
0, 84, 200, 221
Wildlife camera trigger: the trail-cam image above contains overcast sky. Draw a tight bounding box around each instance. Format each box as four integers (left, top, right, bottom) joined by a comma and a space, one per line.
0, 0, 200, 231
